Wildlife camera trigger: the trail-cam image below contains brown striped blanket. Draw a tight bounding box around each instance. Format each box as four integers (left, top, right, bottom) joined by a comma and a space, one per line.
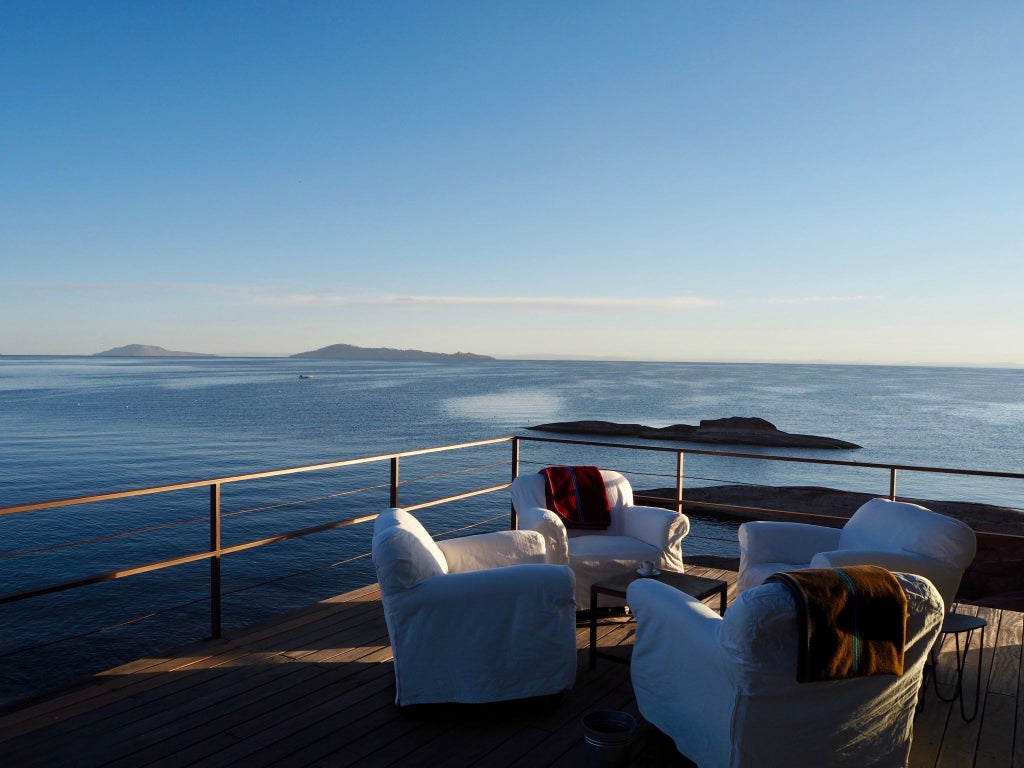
767, 565, 908, 683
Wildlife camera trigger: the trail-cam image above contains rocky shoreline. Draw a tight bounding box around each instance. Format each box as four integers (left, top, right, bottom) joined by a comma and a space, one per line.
639, 484, 1024, 611
529, 416, 861, 449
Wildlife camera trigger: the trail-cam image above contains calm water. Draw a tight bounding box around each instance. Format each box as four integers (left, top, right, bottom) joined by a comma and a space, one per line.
1, 356, 1023, 705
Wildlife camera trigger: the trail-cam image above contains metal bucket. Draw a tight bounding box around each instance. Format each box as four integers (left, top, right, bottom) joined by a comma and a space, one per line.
583, 710, 636, 768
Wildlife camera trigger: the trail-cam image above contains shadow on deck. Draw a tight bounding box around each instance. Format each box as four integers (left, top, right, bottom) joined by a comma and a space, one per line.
0, 562, 1020, 767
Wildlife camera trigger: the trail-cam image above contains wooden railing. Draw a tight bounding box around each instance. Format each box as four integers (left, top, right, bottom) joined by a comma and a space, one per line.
2, 434, 1022, 642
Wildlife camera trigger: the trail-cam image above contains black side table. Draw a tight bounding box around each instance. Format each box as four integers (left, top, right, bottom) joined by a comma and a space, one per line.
928, 611, 986, 722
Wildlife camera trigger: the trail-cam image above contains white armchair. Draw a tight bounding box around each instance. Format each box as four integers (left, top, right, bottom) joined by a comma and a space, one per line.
511, 468, 690, 606
738, 498, 976, 611
371, 507, 577, 706
628, 571, 944, 768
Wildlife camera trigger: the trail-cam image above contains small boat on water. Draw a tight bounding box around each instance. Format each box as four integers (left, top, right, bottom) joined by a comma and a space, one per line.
298, 374, 313, 379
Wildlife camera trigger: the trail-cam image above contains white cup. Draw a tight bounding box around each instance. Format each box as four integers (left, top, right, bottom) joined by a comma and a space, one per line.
641, 560, 655, 575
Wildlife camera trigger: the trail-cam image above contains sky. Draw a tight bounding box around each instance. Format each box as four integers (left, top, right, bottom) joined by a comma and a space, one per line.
2, 2, 1022, 365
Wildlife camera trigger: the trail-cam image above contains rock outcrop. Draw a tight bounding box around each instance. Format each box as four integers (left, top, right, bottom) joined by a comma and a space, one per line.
529, 416, 861, 449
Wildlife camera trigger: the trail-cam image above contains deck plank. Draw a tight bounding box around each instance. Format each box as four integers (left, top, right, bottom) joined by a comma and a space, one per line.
975, 608, 1022, 767
0, 566, 1019, 768
0, 584, 385, 741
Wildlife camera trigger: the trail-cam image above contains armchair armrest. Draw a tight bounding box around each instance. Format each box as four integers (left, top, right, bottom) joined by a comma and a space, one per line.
437, 529, 548, 573
515, 506, 569, 564
628, 579, 722, 660
627, 579, 733, 758
621, 504, 690, 548
739, 520, 842, 565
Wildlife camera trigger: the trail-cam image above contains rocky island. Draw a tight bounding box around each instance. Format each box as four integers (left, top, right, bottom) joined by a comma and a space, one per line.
529, 416, 861, 449
291, 343, 494, 361
94, 344, 216, 357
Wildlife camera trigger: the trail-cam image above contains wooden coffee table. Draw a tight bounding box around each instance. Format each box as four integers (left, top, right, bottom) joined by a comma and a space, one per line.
589, 569, 728, 670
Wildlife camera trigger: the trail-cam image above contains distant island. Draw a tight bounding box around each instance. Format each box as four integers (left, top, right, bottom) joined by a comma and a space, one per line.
528, 416, 861, 449
94, 344, 217, 358
291, 343, 495, 361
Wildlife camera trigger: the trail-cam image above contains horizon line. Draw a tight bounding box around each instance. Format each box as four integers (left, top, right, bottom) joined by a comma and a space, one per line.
2, 351, 1021, 369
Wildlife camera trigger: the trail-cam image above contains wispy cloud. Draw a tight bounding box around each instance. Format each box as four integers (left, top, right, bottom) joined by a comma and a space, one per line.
249, 292, 722, 311
248, 291, 878, 310
754, 295, 877, 304
18, 283, 876, 310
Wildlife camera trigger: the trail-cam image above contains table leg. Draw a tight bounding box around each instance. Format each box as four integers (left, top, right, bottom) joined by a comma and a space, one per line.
955, 623, 983, 722
930, 622, 984, 722
589, 588, 598, 671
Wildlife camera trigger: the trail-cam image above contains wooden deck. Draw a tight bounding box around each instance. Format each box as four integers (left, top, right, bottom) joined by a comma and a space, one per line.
1, 565, 1020, 767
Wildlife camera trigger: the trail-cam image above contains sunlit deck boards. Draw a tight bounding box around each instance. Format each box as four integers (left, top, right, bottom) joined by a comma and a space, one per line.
0, 565, 1020, 767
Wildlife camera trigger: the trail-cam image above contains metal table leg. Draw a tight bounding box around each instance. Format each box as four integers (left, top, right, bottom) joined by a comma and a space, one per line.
929, 611, 986, 722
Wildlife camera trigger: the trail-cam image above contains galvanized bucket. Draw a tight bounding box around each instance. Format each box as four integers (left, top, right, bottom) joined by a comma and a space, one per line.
582, 710, 636, 768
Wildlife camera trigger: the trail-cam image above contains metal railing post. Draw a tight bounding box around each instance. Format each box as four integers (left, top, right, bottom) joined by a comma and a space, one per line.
675, 451, 685, 514
390, 457, 400, 508
510, 437, 521, 529
209, 482, 222, 639
890, 468, 897, 500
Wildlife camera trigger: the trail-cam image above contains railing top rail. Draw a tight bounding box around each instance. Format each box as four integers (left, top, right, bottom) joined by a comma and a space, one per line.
4, 432, 1022, 518
514, 434, 1024, 481
0, 436, 516, 517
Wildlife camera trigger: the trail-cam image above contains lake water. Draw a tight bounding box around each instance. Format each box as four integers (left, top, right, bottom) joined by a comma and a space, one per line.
1, 356, 1022, 706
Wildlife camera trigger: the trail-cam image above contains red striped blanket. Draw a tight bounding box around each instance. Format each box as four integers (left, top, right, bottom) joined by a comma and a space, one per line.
539, 466, 611, 530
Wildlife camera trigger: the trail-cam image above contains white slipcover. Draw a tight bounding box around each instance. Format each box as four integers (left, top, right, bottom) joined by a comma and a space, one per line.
737, 498, 977, 611
629, 571, 944, 768
511, 469, 690, 605
371, 507, 577, 706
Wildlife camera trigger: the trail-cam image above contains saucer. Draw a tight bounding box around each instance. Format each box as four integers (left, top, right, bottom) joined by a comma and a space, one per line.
636, 568, 661, 577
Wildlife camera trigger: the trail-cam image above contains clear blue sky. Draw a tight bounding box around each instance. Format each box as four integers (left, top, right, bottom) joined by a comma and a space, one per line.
3, 2, 1022, 364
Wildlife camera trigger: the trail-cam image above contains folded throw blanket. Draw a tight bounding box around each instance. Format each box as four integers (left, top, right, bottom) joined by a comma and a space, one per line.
766, 565, 908, 683
539, 466, 611, 530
